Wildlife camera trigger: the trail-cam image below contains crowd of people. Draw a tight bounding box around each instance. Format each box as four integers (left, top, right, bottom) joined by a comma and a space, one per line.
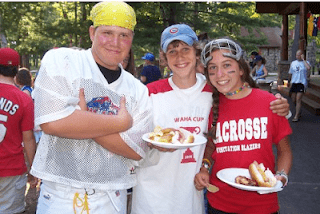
0, 1, 297, 214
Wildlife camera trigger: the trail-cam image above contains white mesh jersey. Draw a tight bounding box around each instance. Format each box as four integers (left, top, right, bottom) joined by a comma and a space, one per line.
30, 47, 153, 191
132, 73, 213, 214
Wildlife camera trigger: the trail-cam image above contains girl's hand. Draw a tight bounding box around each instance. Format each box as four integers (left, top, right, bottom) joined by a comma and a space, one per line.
194, 167, 210, 191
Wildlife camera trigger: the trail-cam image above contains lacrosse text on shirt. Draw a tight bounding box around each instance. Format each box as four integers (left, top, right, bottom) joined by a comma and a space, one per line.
214, 117, 268, 144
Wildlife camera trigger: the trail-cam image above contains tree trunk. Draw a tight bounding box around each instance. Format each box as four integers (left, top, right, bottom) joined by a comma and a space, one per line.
292, 15, 300, 61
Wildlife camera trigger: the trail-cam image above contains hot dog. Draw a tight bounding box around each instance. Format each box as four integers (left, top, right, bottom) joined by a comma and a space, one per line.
248, 161, 277, 187
149, 126, 194, 144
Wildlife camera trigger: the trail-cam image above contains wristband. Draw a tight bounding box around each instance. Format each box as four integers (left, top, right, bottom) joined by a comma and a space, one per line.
276, 170, 288, 187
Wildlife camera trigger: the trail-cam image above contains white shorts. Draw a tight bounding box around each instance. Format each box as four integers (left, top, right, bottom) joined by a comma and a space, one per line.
37, 180, 127, 214
0, 174, 27, 214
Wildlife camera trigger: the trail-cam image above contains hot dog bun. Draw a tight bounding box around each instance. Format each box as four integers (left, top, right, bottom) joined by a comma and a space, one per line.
248, 161, 277, 187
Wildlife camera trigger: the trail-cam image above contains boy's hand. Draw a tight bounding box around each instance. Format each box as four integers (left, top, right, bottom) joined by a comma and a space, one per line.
27, 174, 39, 189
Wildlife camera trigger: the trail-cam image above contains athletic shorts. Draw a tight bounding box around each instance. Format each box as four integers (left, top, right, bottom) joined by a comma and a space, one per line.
0, 174, 27, 214
290, 83, 305, 93
37, 180, 127, 214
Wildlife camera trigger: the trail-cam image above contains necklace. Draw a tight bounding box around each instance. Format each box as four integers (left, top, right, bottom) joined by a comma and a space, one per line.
224, 83, 249, 96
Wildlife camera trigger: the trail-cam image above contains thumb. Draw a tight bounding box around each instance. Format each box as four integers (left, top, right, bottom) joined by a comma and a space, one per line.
274, 93, 281, 99
78, 88, 87, 111
119, 96, 127, 109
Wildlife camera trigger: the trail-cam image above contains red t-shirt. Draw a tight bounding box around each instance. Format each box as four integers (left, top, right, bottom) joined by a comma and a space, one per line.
207, 89, 292, 214
0, 83, 34, 177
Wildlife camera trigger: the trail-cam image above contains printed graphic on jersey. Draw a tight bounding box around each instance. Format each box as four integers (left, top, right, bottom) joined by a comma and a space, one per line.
130, 167, 136, 174
180, 126, 201, 134
87, 96, 119, 115
181, 148, 196, 163
0, 97, 19, 115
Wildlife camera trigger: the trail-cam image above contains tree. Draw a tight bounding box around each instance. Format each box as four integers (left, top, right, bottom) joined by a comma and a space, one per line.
1, 2, 285, 69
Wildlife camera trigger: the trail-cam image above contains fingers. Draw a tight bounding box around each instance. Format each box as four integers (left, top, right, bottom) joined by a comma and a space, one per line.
78, 88, 87, 111
150, 144, 176, 152
194, 173, 209, 191
270, 95, 289, 116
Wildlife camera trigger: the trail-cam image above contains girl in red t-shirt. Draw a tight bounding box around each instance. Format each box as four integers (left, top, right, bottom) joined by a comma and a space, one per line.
194, 39, 293, 214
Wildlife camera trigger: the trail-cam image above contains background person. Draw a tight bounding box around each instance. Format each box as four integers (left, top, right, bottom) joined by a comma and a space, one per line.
288, 49, 311, 122
249, 51, 259, 69
251, 55, 268, 80
14, 67, 33, 96
194, 38, 293, 214
0, 47, 38, 214
30, 2, 152, 213
140, 52, 162, 84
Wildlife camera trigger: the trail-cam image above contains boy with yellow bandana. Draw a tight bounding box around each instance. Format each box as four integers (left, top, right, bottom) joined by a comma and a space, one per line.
31, 2, 152, 213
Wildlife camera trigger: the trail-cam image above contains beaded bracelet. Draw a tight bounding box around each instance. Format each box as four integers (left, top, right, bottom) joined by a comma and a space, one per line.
276, 170, 288, 187
202, 158, 211, 167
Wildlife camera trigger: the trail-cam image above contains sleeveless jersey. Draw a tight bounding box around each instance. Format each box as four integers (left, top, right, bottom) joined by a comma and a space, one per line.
30, 48, 153, 191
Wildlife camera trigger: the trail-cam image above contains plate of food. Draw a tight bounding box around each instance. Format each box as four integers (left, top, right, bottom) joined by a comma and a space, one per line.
216, 161, 283, 192
142, 126, 207, 149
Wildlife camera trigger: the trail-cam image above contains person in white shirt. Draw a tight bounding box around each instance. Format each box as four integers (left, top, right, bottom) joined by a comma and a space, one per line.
31, 2, 152, 213
288, 49, 311, 122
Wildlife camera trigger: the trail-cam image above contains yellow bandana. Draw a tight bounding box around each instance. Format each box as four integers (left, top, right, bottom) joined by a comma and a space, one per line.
90, 1, 136, 31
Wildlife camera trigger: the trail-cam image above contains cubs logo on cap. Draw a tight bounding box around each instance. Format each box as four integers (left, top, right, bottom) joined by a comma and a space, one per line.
169, 27, 179, 34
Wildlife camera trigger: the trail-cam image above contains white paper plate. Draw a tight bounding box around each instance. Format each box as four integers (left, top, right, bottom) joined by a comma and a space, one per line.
216, 168, 283, 191
142, 132, 207, 149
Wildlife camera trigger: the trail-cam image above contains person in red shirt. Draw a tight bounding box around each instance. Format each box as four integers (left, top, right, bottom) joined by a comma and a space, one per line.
0, 47, 38, 213
194, 39, 292, 214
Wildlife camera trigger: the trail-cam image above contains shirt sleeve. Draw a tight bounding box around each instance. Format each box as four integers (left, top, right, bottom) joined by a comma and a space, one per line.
32, 49, 79, 127
271, 108, 292, 144
21, 97, 35, 132
119, 84, 154, 159
141, 66, 147, 76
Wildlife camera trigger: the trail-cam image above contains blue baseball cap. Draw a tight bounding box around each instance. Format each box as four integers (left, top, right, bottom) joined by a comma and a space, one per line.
141, 53, 155, 61
161, 24, 198, 53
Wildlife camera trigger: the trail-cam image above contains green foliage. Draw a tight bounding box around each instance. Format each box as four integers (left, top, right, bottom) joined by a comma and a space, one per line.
0, 2, 287, 68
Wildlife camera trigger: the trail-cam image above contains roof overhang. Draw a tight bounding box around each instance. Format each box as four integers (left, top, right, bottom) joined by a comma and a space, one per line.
256, 2, 320, 15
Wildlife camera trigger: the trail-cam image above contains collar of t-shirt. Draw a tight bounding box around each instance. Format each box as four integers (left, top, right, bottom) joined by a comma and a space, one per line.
97, 63, 121, 84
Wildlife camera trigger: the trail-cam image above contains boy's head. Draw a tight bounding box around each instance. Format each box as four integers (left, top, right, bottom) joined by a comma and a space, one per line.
90, 1, 136, 31
159, 24, 201, 68
0, 48, 20, 77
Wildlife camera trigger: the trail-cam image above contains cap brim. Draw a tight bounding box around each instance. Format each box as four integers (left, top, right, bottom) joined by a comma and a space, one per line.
162, 35, 194, 53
